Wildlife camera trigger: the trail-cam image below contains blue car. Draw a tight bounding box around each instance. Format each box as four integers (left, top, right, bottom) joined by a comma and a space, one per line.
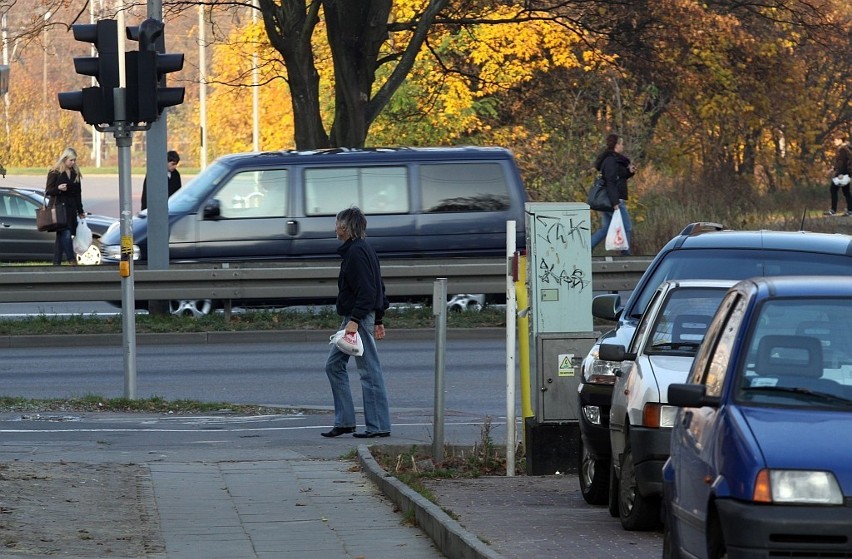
663, 276, 852, 559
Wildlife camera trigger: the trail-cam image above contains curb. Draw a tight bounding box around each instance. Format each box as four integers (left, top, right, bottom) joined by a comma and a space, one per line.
357, 445, 504, 559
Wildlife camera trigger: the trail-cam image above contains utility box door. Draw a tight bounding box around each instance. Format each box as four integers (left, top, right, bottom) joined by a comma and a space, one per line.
537, 333, 598, 422
525, 202, 593, 333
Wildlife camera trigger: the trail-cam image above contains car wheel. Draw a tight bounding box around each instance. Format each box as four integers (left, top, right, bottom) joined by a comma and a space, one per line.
608, 461, 619, 517
76, 240, 102, 266
170, 299, 214, 317
618, 441, 661, 531
578, 438, 610, 505
708, 512, 728, 559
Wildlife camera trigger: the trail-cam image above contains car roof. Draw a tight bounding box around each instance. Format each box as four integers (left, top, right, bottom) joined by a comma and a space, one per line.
670, 228, 852, 255
212, 146, 518, 168
738, 275, 852, 298
659, 278, 739, 291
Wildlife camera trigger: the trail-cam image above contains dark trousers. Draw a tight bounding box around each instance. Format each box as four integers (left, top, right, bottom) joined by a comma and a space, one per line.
829, 182, 852, 212
53, 228, 75, 265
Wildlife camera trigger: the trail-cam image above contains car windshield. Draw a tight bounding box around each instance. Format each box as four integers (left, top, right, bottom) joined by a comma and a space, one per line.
168, 161, 229, 213
737, 298, 852, 408
645, 287, 727, 356
628, 249, 852, 320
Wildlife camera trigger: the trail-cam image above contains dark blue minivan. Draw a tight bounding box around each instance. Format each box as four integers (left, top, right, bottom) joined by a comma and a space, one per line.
99, 146, 527, 264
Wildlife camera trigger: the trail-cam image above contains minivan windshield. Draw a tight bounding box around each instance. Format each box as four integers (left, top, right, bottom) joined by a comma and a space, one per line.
628, 249, 852, 320
168, 161, 229, 213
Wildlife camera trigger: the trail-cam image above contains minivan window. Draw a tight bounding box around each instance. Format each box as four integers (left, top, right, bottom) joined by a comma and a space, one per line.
304, 166, 409, 216
214, 169, 288, 218
169, 161, 229, 213
421, 163, 510, 213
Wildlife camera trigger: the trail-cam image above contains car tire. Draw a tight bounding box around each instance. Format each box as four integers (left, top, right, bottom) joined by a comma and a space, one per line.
578, 438, 610, 505
618, 441, 661, 531
608, 461, 619, 517
708, 511, 728, 559
169, 299, 215, 317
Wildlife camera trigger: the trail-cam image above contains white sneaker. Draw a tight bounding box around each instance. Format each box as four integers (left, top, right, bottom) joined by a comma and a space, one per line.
824, 209, 836, 216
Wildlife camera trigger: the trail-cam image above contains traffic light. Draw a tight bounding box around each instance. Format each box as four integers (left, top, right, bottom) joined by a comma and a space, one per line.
58, 19, 120, 126
125, 19, 185, 124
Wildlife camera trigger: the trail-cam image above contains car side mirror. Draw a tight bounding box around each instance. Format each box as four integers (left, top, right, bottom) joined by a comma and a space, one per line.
203, 199, 221, 219
592, 294, 623, 321
667, 383, 720, 408
598, 343, 636, 363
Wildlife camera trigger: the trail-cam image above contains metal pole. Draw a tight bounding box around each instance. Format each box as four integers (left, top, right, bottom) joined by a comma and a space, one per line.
251, 0, 259, 152
198, 4, 207, 168
505, 221, 517, 476
114, 87, 136, 399
432, 277, 447, 462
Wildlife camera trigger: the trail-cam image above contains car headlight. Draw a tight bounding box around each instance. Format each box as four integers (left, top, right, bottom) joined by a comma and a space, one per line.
583, 347, 619, 384
101, 243, 140, 262
753, 469, 843, 505
642, 403, 677, 428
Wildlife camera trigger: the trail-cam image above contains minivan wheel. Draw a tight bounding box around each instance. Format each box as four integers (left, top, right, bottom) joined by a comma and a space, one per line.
170, 299, 214, 317
618, 442, 661, 531
579, 439, 610, 505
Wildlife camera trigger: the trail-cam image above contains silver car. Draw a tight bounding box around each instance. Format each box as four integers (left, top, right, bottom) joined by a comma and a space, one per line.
599, 279, 735, 531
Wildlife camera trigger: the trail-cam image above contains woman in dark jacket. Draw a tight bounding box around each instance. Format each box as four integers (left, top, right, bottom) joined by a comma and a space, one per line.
590, 133, 636, 255
45, 147, 85, 265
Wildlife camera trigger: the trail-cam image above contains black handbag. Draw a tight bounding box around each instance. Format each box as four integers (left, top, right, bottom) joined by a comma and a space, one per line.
586, 176, 611, 211
36, 193, 66, 232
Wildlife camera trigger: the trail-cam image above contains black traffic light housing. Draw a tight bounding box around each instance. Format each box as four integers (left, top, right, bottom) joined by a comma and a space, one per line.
58, 19, 120, 126
125, 19, 185, 124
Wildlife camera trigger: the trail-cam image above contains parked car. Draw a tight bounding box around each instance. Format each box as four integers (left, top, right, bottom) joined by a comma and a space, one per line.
599, 279, 735, 530
0, 186, 116, 264
663, 276, 852, 559
577, 223, 852, 505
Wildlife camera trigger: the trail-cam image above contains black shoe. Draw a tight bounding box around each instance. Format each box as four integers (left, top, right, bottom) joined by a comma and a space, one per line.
353, 431, 390, 438
320, 426, 356, 438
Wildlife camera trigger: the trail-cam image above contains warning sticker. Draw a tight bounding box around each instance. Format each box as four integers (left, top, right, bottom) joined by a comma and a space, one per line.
558, 353, 575, 377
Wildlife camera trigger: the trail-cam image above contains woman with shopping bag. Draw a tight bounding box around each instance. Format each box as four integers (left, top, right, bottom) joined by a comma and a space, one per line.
45, 147, 87, 265
589, 133, 636, 255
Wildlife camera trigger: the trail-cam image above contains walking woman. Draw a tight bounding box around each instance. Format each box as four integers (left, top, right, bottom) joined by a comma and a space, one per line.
589, 133, 636, 255
45, 147, 86, 265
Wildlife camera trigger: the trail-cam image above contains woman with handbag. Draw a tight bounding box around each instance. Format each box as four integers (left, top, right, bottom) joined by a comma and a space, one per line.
589, 133, 636, 255
45, 147, 86, 265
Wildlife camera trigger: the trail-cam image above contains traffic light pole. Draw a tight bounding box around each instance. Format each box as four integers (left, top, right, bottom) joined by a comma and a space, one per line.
113, 87, 137, 399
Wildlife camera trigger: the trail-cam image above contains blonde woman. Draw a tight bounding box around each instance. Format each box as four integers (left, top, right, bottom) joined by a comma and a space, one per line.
45, 147, 85, 265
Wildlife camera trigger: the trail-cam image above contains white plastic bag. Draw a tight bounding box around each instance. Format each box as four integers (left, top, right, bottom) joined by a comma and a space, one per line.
833, 174, 851, 186
73, 219, 93, 255
329, 329, 364, 356
605, 210, 629, 252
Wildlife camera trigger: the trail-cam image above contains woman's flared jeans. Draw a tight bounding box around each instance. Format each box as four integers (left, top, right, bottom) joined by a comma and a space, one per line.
324, 312, 391, 433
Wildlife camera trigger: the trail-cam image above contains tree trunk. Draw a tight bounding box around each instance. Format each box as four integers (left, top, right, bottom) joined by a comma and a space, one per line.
259, 0, 330, 149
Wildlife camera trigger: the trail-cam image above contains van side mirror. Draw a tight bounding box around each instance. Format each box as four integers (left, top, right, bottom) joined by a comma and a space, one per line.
203, 199, 221, 219
592, 294, 623, 321
667, 383, 719, 408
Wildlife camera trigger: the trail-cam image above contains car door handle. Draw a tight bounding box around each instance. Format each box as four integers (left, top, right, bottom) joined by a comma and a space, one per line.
287, 220, 299, 236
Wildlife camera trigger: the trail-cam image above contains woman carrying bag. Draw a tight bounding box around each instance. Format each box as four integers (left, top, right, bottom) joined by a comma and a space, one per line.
45, 147, 86, 265
589, 133, 636, 255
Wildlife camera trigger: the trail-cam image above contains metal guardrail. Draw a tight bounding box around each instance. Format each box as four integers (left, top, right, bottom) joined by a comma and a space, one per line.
0, 256, 651, 304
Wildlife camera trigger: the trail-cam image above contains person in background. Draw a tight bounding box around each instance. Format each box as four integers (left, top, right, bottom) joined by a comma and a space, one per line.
45, 147, 85, 265
824, 136, 852, 216
589, 133, 636, 255
141, 150, 181, 211
321, 207, 392, 439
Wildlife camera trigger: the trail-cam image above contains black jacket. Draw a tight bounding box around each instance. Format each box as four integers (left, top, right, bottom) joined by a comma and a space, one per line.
336, 238, 389, 325
45, 169, 84, 232
141, 169, 182, 211
833, 144, 851, 177
594, 150, 634, 207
